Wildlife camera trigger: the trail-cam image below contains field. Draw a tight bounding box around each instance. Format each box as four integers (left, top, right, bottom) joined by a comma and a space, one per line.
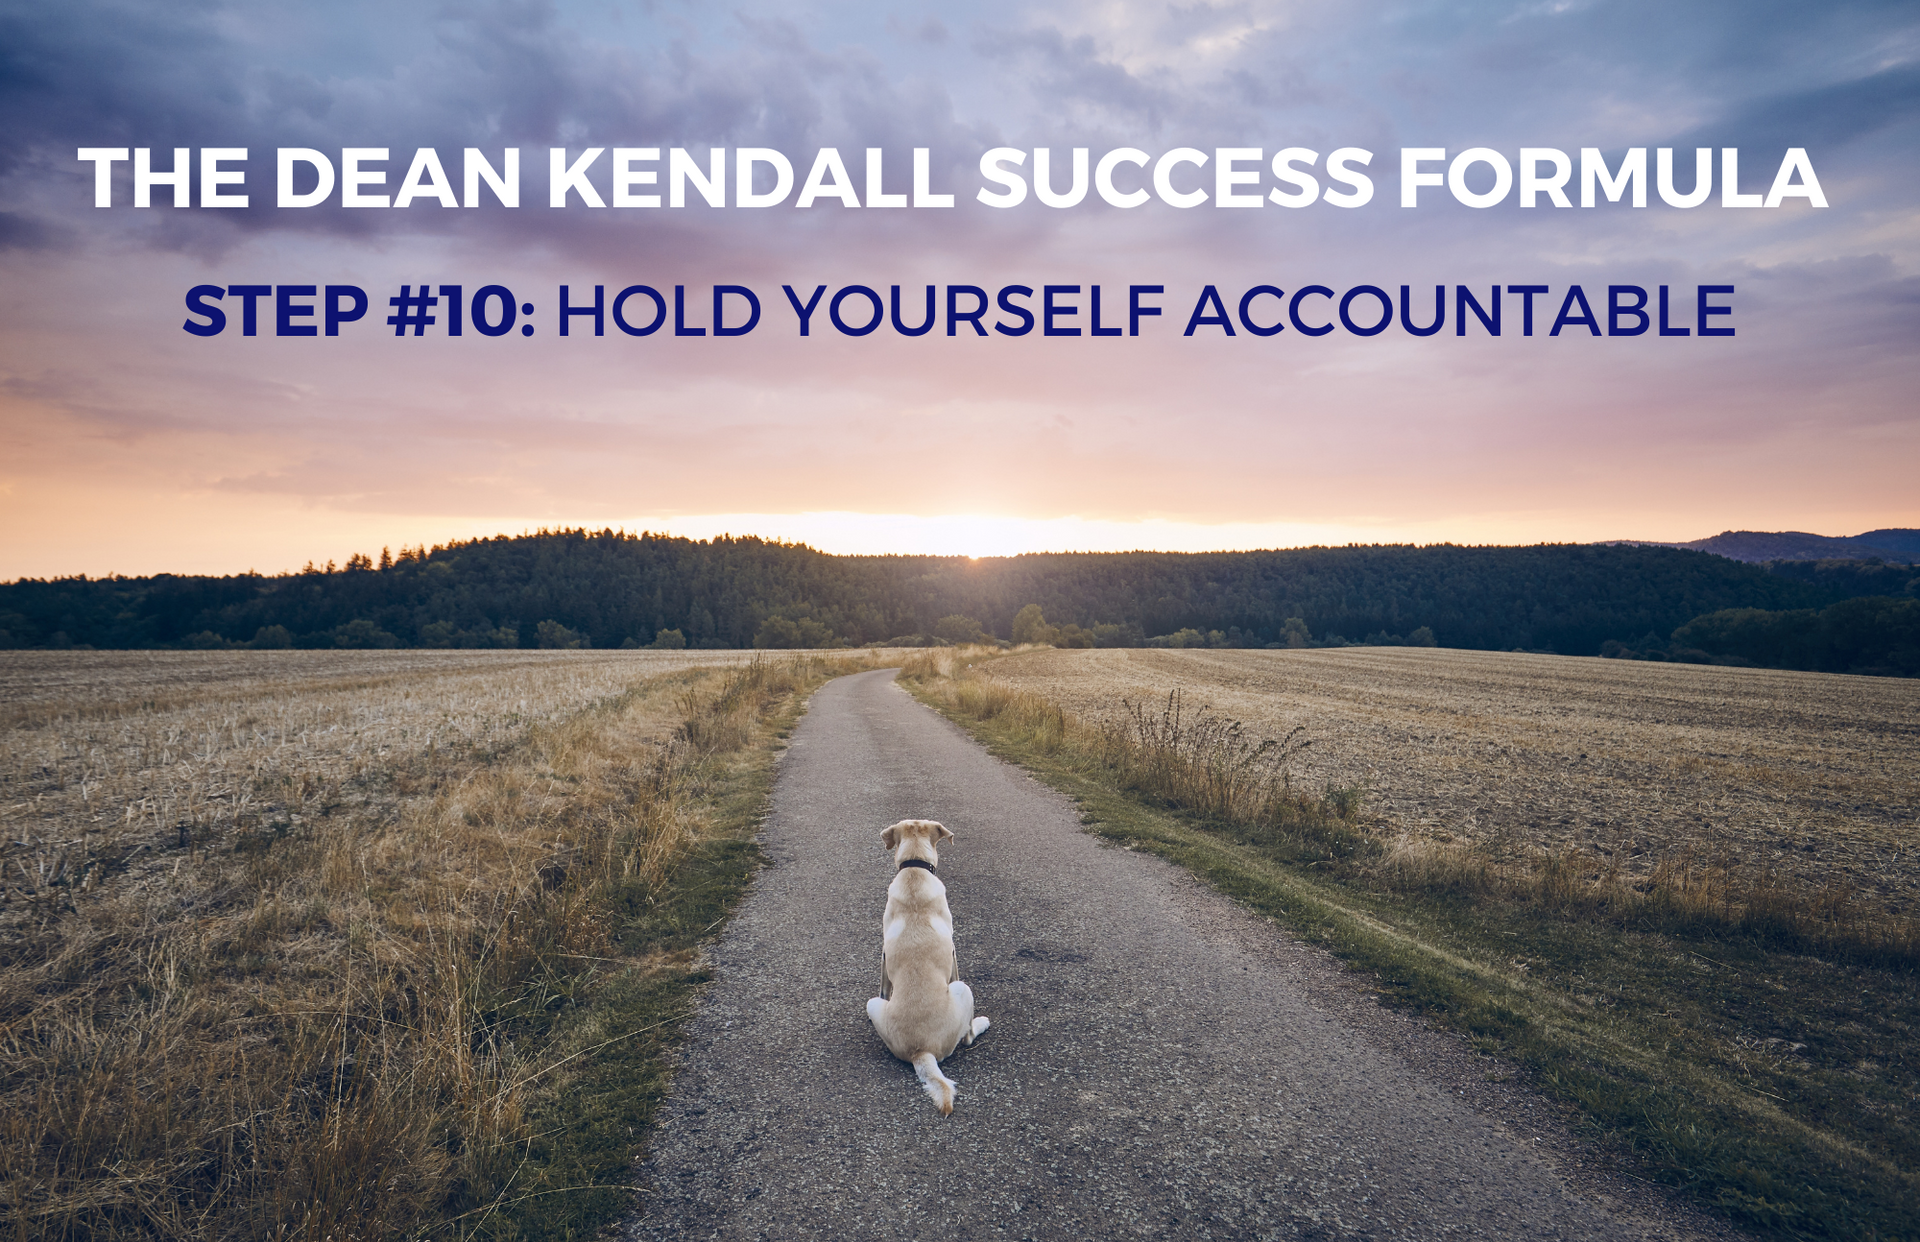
8, 645, 1915, 1238
906, 646, 1920, 1240
1, 648, 767, 912
978, 647, 1920, 921
0, 648, 854, 1241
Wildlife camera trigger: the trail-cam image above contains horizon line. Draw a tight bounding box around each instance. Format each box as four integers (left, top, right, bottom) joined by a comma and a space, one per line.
11, 523, 1912, 586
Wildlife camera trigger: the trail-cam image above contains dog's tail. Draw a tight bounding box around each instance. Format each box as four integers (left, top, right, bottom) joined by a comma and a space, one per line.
912, 1052, 956, 1116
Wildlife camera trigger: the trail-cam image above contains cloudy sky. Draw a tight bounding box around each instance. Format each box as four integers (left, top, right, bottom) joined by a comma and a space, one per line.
1, 0, 1915, 577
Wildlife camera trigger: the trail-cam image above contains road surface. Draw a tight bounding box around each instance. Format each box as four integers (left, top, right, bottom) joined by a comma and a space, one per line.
623, 669, 1730, 1241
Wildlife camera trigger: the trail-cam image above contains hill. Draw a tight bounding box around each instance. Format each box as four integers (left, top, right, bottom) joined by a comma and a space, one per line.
1609, 528, 1920, 563
6, 530, 1915, 656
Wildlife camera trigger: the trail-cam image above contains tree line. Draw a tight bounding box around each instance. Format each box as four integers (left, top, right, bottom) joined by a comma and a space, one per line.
2, 530, 1914, 669
1602, 596, 1920, 677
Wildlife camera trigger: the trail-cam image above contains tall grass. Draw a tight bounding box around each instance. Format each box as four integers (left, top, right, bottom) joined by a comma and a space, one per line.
1101, 691, 1356, 850
906, 658, 1364, 857
0, 653, 850, 1241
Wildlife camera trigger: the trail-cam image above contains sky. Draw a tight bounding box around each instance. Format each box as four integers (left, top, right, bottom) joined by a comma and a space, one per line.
1, 0, 1916, 578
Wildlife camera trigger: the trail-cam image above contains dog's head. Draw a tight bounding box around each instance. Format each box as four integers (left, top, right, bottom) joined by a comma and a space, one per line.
881, 818, 953, 867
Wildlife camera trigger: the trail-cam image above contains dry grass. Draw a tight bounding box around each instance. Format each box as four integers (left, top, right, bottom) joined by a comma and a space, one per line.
973, 647, 1920, 947
0, 649, 866, 1241
907, 650, 1358, 854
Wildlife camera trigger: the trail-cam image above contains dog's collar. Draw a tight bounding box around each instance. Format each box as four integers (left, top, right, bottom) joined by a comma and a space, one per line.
897, 858, 937, 874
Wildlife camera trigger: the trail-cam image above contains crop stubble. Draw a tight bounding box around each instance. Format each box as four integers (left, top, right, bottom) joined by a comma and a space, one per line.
980, 647, 1920, 918
0, 649, 765, 912
0, 648, 777, 1239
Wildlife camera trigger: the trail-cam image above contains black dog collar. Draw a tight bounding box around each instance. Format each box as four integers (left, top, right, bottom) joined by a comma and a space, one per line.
897, 858, 937, 873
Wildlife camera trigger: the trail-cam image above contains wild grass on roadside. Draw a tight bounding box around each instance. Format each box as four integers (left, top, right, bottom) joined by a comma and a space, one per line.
0, 651, 864, 1241
902, 654, 1920, 1242
909, 654, 1351, 850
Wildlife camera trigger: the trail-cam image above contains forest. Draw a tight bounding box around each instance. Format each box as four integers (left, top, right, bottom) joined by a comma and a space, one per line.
1602, 595, 1920, 677
6, 529, 1917, 669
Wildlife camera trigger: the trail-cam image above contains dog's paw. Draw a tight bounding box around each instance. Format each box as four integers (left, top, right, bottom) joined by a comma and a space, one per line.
968, 1016, 990, 1043
920, 1074, 956, 1115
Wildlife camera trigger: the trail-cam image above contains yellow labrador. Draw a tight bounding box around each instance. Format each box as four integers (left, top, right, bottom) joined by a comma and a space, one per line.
866, 819, 990, 1114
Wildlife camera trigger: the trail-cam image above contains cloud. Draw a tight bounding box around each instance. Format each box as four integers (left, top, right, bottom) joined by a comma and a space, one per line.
973, 24, 1177, 132
1670, 61, 1920, 152
0, 0, 1916, 578
4, 0, 1910, 274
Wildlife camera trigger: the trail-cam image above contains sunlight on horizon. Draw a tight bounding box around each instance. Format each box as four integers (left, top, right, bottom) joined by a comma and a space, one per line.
16, 494, 1870, 580
631, 511, 1553, 556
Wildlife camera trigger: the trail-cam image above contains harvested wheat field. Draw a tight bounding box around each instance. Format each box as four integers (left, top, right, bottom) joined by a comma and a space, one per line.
981, 647, 1920, 919
0, 646, 820, 1241
1, 648, 765, 919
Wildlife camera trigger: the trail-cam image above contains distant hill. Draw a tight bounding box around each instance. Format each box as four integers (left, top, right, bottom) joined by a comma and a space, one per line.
1607, 529, 1920, 564
4, 531, 1909, 656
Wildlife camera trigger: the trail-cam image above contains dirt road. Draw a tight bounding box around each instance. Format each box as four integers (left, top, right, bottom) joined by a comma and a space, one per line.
623, 669, 1730, 1241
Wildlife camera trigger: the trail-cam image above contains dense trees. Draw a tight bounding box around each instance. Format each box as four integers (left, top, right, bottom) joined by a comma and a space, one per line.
2, 529, 1913, 663
1625, 597, 1920, 676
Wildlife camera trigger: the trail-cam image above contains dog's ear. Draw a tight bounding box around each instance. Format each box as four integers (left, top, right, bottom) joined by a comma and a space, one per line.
934, 822, 954, 843
881, 823, 901, 850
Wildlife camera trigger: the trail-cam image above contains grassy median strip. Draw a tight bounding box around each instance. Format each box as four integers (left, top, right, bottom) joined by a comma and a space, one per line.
2, 652, 871, 1241
901, 651, 1918, 1242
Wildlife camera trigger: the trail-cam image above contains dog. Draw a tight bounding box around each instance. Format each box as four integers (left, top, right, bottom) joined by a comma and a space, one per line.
866, 819, 989, 1115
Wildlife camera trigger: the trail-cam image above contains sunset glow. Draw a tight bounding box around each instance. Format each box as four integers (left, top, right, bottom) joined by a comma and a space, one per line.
2, 2, 1915, 579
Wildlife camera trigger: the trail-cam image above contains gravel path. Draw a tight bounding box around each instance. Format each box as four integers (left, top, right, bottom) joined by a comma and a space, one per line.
623, 669, 1736, 1241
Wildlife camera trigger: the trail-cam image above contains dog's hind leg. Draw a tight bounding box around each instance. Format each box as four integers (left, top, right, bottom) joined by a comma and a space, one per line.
948, 980, 989, 1045
912, 1051, 957, 1115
